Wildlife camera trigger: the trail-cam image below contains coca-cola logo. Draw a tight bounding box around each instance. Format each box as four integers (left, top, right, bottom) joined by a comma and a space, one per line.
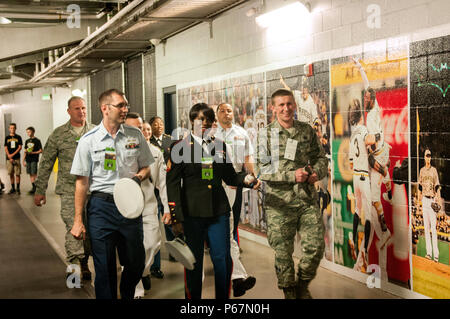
382, 105, 408, 146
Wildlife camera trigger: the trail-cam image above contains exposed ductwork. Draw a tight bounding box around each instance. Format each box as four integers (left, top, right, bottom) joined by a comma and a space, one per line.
0, 0, 250, 94
0, 0, 126, 25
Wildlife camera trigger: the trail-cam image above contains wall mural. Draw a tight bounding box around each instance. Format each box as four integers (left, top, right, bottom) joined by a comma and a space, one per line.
410, 35, 450, 299
176, 74, 266, 235
331, 45, 410, 290
265, 60, 332, 261
175, 34, 450, 298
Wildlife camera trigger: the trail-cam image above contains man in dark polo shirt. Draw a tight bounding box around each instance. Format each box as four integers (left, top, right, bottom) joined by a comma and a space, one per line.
4, 123, 23, 194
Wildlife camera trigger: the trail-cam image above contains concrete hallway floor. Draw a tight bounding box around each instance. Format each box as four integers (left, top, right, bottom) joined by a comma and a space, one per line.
0, 166, 399, 299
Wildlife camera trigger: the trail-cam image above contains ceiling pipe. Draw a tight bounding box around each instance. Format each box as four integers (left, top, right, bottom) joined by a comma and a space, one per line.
1, 11, 106, 20
30, 0, 160, 83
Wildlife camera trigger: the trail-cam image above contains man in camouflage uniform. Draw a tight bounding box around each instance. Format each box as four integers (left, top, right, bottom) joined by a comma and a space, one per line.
256, 89, 327, 299
34, 96, 95, 280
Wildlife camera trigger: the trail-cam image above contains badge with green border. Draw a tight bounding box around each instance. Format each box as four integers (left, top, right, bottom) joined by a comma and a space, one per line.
201, 157, 213, 180
104, 147, 116, 171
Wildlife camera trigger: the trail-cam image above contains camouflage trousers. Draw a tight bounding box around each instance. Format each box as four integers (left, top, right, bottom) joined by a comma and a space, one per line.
60, 195, 91, 264
266, 201, 325, 289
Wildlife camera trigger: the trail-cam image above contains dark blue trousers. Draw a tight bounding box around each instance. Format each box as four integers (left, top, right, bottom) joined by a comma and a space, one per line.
88, 196, 145, 299
183, 213, 232, 299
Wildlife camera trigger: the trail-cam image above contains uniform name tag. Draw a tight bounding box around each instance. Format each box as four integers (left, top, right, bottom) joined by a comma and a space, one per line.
104, 147, 116, 171
201, 157, 213, 180
284, 138, 298, 161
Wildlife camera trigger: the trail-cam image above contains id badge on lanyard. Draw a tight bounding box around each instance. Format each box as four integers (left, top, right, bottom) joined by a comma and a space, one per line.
201, 157, 213, 180
284, 138, 298, 161
104, 147, 117, 171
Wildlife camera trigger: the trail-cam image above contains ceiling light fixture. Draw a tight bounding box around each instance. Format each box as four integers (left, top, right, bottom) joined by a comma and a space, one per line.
255, 1, 310, 29
150, 38, 161, 46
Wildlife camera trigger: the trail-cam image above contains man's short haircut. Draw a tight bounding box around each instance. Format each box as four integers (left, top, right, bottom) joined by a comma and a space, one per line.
98, 88, 125, 108
67, 96, 84, 108
9, 123, 16, 128
216, 103, 232, 112
149, 116, 163, 125
26, 126, 35, 133
126, 112, 141, 120
189, 103, 215, 123
271, 89, 294, 105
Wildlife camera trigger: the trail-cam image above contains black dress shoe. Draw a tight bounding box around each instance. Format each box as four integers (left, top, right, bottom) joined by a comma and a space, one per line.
142, 275, 151, 290
150, 269, 164, 279
8, 189, 15, 194
233, 276, 256, 297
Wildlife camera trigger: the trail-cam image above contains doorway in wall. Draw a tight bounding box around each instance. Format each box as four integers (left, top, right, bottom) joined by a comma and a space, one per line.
163, 86, 177, 136
4, 113, 12, 137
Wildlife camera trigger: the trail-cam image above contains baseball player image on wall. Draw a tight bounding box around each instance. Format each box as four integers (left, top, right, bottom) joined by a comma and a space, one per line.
347, 99, 372, 271
409, 34, 450, 299
418, 149, 441, 262
352, 57, 393, 250
331, 47, 410, 288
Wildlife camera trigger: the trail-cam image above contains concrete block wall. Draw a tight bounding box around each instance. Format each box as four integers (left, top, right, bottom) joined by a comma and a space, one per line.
155, 0, 450, 115
153, 0, 450, 299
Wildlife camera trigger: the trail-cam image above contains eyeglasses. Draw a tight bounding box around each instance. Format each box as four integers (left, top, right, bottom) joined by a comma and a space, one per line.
106, 102, 129, 109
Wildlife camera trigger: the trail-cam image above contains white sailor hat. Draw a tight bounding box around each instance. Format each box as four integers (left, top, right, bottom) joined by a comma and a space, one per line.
113, 178, 144, 219
165, 238, 196, 270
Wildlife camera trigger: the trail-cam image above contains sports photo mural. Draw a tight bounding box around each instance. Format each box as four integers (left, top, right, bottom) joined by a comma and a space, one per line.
331, 43, 410, 289
265, 60, 332, 261
176, 73, 266, 234
175, 33, 450, 297
410, 34, 450, 298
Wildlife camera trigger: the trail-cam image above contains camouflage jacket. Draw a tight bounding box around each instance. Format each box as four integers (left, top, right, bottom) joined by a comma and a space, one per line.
35, 120, 96, 196
256, 119, 327, 207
